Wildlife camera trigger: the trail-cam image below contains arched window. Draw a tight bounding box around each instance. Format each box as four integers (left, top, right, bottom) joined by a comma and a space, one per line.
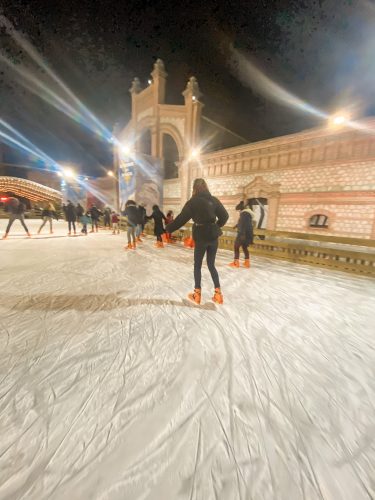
162, 134, 179, 179
309, 214, 329, 228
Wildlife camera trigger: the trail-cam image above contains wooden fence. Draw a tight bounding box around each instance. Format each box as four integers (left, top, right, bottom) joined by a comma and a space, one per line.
141, 221, 375, 278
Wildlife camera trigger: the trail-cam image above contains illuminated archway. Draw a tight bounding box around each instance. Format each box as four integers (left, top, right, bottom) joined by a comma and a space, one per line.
0, 176, 62, 203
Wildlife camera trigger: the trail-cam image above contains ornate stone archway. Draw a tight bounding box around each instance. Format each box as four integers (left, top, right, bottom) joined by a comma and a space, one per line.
243, 176, 281, 230
120, 59, 203, 204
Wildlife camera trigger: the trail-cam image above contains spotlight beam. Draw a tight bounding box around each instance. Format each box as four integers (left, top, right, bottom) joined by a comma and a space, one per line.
0, 15, 113, 142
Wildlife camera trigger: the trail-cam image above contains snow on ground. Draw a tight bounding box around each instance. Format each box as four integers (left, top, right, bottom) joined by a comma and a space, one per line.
0, 219, 375, 500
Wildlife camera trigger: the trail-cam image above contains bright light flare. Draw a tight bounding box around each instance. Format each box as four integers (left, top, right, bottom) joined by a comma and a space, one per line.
120, 144, 132, 156
107, 170, 114, 177
190, 147, 200, 159
63, 167, 75, 178
331, 114, 348, 126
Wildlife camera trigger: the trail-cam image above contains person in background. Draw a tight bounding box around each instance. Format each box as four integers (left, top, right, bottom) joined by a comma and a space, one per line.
2, 198, 31, 239
37, 202, 56, 234
80, 211, 91, 235
124, 200, 138, 249
166, 178, 228, 305
138, 203, 147, 236
111, 211, 120, 235
103, 206, 111, 229
229, 199, 255, 268
76, 203, 84, 227
165, 210, 174, 243
62, 203, 68, 220
89, 205, 102, 233
65, 200, 77, 236
148, 205, 167, 248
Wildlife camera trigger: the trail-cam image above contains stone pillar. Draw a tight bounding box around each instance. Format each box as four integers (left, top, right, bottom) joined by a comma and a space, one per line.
151, 59, 167, 107
267, 194, 281, 230
181, 77, 203, 205
129, 77, 142, 123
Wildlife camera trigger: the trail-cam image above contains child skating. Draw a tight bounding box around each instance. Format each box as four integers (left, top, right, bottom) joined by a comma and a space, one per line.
229, 199, 254, 268
111, 211, 120, 234
148, 205, 167, 248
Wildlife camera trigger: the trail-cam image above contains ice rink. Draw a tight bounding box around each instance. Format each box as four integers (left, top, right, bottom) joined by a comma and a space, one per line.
1, 219, 374, 500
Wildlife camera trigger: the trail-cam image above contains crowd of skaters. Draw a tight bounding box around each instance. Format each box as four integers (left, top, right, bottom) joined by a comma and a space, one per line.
1, 178, 255, 304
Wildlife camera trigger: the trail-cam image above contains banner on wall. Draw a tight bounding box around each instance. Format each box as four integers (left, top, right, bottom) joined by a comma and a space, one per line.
119, 153, 163, 216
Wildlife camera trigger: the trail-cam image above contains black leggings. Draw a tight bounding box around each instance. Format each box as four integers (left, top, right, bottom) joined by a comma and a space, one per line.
194, 239, 220, 289
68, 220, 76, 232
156, 234, 163, 242
234, 237, 249, 259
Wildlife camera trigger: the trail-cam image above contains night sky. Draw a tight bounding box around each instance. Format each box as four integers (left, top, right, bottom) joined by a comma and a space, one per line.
0, 0, 374, 176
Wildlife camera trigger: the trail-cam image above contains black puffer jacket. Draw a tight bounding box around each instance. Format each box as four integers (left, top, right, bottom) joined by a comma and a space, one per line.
148, 207, 167, 236
166, 191, 229, 243
124, 204, 139, 226
90, 206, 102, 220
236, 208, 254, 246
65, 202, 76, 222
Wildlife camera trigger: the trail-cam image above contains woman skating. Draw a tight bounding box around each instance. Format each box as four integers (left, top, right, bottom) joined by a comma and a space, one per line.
2, 198, 31, 239
166, 178, 228, 304
124, 200, 138, 249
229, 200, 254, 268
148, 205, 167, 248
37, 203, 56, 234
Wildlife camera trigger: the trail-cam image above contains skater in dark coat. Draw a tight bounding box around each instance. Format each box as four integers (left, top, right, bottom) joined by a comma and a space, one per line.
138, 204, 147, 234
124, 200, 138, 249
229, 200, 255, 268
2, 198, 31, 239
76, 203, 84, 218
89, 205, 102, 233
148, 205, 167, 247
66, 200, 77, 235
103, 207, 111, 229
166, 178, 228, 304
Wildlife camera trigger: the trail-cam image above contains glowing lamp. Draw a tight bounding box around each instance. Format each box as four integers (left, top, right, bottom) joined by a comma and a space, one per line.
107, 170, 114, 177
1, 196, 8, 202
190, 147, 200, 159
148, 79, 152, 85
63, 167, 74, 178
57, 172, 63, 177
192, 96, 196, 101
120, 144, 131, 156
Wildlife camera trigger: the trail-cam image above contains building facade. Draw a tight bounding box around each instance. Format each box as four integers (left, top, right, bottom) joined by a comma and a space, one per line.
122, 60, 375, 239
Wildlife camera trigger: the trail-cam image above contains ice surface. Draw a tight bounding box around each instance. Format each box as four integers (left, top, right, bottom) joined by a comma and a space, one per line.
0, 219, 374, 500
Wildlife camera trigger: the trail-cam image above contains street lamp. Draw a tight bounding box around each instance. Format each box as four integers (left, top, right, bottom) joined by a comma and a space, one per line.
120, 144, 132, 156
330, 113, 349, 127
63, 167, 75, 178
107, 170, 114, 177
190, 147, 200, 160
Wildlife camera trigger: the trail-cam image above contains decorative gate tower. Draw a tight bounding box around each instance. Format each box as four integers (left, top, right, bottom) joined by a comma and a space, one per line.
119, 59, 203, 206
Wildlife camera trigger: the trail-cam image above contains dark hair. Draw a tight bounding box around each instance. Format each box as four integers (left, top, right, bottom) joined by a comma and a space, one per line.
192, 178, 210, 197
126, 199, 136, 207
167, 210, 173, 216
152, 204, 159, 211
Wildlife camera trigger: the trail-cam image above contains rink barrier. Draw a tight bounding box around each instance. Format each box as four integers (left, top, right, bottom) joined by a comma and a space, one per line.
105, 217, 375, 277
141, 221, 374, 277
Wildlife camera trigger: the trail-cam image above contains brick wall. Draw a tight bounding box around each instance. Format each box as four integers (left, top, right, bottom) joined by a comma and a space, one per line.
163, 122, 375, 238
